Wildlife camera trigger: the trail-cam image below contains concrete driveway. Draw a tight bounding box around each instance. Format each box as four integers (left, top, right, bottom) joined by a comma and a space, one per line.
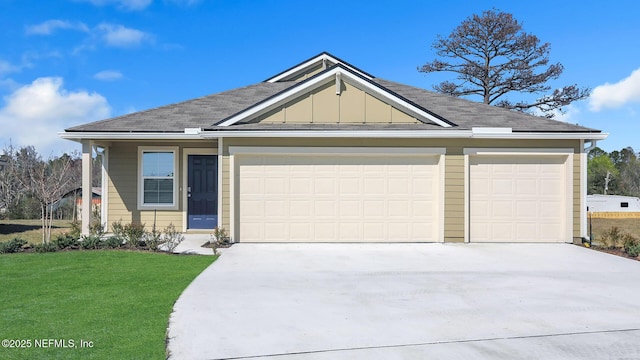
167, 244, 640, 359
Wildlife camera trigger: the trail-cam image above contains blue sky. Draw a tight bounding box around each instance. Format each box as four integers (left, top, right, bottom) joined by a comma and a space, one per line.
1, 0, 639, 155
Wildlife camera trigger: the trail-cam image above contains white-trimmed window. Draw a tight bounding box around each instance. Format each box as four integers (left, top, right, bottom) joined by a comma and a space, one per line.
138, 146, 179, 210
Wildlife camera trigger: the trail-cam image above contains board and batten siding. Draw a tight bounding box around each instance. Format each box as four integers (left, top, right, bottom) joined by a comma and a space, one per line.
105, 140, 217, 232
220, 138, 582, 243
252, 81, 419, 125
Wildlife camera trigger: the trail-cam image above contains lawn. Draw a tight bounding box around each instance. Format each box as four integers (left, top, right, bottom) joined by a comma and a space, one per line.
588, 217, 640, 241
0, 219, 72, 244
0, 251, 216, 359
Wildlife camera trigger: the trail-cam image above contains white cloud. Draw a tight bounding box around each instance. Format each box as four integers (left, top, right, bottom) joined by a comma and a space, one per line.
94, 70, 123, 81
25, 20, 89, 35
590, 68, 640, 111
0, 60, 20, 76
76, 0, 153, 11
0, 77, 110, 154
97, 23, 151, 48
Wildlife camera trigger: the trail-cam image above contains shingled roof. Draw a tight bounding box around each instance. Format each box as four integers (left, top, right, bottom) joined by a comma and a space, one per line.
65, 53, 601, 134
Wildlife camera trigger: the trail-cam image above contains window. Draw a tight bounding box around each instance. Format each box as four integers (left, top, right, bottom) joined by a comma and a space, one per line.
621, 202, 629, 208
138, 147, 178, 209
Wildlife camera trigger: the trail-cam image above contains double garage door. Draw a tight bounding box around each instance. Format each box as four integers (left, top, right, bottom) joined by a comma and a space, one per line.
236, 152, 442, 242
234, 149, 571, 243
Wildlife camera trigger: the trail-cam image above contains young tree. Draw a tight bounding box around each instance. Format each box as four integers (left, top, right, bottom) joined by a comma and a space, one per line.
418, 9, 590, 118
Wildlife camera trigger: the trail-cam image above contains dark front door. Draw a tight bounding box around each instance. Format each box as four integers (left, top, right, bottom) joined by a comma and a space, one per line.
187, 155, 217, 229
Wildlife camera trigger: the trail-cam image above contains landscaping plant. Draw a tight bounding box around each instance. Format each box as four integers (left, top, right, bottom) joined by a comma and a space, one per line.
0, 238, 27, 253
623, 234, 640, 257
162, 223, 184, 253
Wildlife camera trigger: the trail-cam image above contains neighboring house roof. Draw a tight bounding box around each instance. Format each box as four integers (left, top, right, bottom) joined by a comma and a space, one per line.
62, 187, 102, 199
62, 52, 604, 138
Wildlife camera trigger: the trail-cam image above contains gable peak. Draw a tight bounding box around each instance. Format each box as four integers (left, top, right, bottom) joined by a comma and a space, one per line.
265, 52, 374, 83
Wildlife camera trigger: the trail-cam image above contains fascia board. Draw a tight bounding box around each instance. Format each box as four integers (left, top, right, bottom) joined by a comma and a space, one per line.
58, 132, 203, 142
59, 130, 608, 141
266, 53, 373, 83
220, 67, 453, 128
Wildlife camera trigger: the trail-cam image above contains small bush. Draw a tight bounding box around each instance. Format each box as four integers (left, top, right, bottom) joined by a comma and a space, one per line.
0, 238, 28, 254
124, 222, 147, 249
90, 208, 105, 236
35, 242, 58, 253
111, 219, 125, 237
146, 229, 162, 252
52, 234, 79, 250
68, 220, 82, 239
80, 235, 104, 250
162, 224, 184, 253
600, 226, 624, 249
212, 226, 232, 246
623, 234, 640, 257
104, 235, 124, 249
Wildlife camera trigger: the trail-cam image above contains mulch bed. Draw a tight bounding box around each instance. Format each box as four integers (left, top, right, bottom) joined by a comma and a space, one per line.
589, 246, 640, 262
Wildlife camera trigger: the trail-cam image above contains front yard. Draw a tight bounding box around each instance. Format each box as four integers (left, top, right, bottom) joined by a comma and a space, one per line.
0, 219, 72, 244
0, 251, 216, 359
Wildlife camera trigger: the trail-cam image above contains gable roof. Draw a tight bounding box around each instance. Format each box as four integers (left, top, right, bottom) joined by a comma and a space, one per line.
216, 63, 454, 128
265, 51, 374, 83
62, 52, 604, 139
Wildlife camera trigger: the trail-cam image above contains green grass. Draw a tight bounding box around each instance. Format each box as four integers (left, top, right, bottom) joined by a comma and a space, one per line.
0, 220, 72, 244
0, 251, 216, 359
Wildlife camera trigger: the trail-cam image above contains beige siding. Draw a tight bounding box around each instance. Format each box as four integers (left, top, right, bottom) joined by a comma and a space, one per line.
573, 153, 581, 240
106, 140, 216, 232
222, 153, 231, 230
312, 81, 339, 123
284, 94, 313, 123
252, 79, 420, 125
444, 155, 465, 242
101, 137, 583, 242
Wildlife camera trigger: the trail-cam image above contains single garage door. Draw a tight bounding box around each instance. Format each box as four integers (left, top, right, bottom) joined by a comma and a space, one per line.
470, 154, 570, 242
236, 153, 441, 242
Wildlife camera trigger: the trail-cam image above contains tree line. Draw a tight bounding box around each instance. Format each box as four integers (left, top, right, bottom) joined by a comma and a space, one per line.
588, 146, 640, 197
0, 144, 101, 243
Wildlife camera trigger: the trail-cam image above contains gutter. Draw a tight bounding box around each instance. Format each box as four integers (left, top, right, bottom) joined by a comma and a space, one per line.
59, 129, 609, 141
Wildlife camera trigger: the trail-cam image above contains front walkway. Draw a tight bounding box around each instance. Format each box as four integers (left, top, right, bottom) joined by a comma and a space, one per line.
170, 234, 214, 255
167, 243, 640, 359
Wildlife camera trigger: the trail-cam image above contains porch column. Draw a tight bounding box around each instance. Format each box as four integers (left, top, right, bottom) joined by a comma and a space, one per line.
81, 140, 93, 235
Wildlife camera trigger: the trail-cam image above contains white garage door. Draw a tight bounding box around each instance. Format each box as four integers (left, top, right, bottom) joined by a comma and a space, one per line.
470, 155, 570, 242
236, 154, 441, 242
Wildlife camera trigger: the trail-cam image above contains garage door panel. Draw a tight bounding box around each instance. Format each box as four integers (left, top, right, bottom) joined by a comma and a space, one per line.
238, 153, 440, 242
470, 155, 568, 243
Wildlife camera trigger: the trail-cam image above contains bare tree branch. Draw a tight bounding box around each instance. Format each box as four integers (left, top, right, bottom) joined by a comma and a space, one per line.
418, 8, 590, 118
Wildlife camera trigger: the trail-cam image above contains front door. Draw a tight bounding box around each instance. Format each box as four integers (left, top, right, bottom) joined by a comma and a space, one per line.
187, 155, 217, 229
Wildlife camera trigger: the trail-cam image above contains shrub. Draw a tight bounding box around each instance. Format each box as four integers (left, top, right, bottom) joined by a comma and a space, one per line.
162, 224, 184, 253
104, 235, 124, 249
35, 242, 58, 253
124, 222, 147, 249
52, 234, 79, 250
90, 208, 105, 236
212, 226, 232, 246
146, 229, 162, 252
0, 238, 28, 254
623, 234, 640, 257
68, 220, 82, 239
600, 226, 624, 249
80, 235, 104, 250
111, 219, 125, 238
